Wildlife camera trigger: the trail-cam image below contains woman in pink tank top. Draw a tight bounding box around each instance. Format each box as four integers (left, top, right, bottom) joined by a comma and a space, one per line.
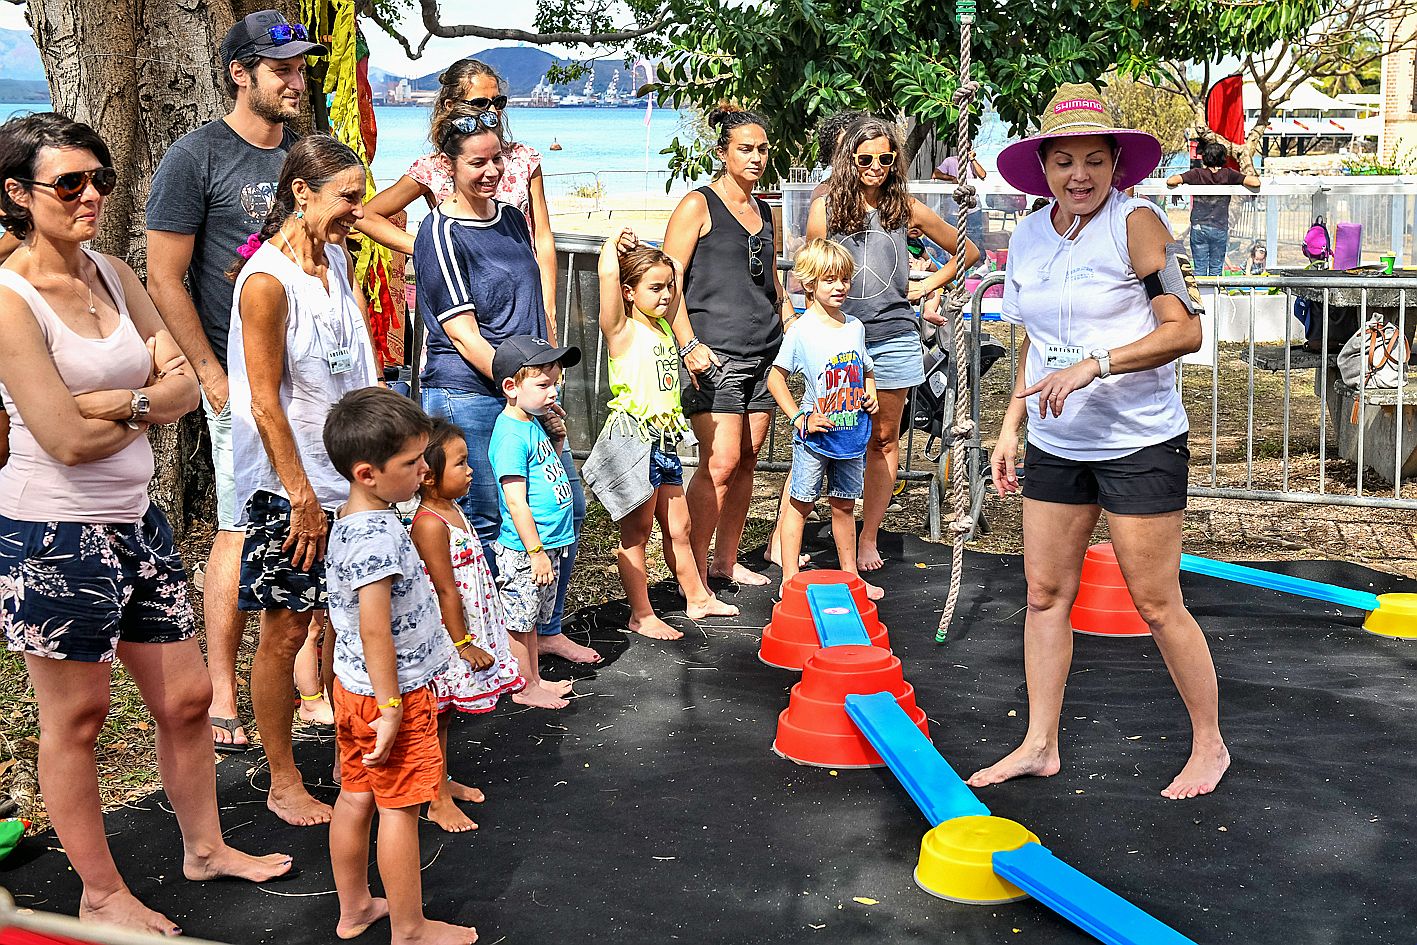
0, 113, 293, 936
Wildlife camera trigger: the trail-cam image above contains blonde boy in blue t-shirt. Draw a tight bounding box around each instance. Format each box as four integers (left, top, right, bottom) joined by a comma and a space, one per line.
767, 239, 881, 600
489, 335, 584, 709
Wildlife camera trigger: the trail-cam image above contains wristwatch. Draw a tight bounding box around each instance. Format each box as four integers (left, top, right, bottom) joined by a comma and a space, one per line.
1089, 348, 1112, 379
129, 390, 150, 421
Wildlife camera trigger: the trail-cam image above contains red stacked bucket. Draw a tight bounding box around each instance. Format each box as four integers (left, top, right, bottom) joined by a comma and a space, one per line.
774, 644, 928, 767
759, 570, 890, 670
1070, 542, 1150, 637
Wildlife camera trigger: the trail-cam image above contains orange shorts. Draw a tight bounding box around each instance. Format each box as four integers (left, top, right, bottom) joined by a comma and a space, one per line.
333, 680, 443, 809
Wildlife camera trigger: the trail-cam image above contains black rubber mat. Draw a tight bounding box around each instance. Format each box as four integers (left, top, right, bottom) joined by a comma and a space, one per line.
5, 527, 1417, 944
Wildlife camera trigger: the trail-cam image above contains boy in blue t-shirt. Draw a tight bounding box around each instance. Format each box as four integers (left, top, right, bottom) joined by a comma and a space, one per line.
489, 335, 584, 702
767, 239, 880, 600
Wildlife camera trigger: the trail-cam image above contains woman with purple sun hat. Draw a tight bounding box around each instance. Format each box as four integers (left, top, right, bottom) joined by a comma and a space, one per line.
968, 82, 1229, 802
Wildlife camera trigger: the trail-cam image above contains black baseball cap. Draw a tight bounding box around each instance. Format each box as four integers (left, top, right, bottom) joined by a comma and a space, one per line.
221, 10, 326, 65
492, 335, 582, 388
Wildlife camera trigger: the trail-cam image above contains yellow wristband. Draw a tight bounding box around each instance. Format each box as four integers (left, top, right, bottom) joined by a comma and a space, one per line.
377, 696, 402, 710
527, 544, 544, 555
453, 636, 473, 649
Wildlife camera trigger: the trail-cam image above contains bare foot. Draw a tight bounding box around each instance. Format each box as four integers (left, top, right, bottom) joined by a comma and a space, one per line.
512, 685, 569, 710
1161, 742, 1230, 800
856, 542, 884, 572
427, 796, 479, 833
542, 678, 575, 697
966, 741, 1061, 787
267, 783, 333, 827
763, 548, 811, 569
449, 780, 484, 803
297, 693, 335, 727
338, 897, 390, 940
539, 633, 603, 664
708, 562, 771, 586
183, 846, 293, 883
80, 887, 181, 937
394, 918, 478, 945
686, 595, 739, 619
628, 613, 684, 640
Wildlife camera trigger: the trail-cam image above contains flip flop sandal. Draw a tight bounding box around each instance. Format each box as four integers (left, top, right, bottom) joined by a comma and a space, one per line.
210, 716, 251, 754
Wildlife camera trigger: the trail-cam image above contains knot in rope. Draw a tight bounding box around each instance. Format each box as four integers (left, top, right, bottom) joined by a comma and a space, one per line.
952, 80, 981, 106
951, 419, 975, 439
949, 515, 974, 536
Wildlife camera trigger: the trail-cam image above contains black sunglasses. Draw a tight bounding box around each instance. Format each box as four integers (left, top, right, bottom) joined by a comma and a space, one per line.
463, 95, 509, 110
453, 112, 502, 133
748, 233, 765, 279
16, 167, 117, 202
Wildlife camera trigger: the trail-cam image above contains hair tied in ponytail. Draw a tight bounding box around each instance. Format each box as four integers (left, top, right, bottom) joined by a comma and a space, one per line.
236, 233, 263, 260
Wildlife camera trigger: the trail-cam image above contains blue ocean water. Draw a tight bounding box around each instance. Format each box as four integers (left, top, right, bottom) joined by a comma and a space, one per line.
0, 101, 688, 185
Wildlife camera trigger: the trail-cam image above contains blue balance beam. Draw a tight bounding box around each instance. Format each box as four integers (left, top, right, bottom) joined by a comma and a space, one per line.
807, 583, 873, 648
993, 842, 1199, 945
1179, 553, 1381, 613
842, 692, 990, 825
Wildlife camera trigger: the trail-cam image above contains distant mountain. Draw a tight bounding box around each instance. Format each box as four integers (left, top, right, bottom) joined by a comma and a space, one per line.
387, 47, 641, 98
0, 28, 45, 82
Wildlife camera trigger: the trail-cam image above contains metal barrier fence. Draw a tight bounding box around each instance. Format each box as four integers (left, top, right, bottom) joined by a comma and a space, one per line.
551, 232, 950, 539
964, 271, 1417, 539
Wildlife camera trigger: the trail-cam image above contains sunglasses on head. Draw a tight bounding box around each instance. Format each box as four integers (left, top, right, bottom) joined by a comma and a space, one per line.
453, 112, 502, 133
16, 167, 117, 202
463, 95, 509, 110
854, 152, 897, 169
238, 23, 309, 55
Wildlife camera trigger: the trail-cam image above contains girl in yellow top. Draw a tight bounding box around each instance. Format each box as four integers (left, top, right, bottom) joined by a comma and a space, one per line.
587, 229, 739, 639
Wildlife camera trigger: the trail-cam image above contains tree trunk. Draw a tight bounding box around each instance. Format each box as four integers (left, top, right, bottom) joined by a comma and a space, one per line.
26, 0, 301, 534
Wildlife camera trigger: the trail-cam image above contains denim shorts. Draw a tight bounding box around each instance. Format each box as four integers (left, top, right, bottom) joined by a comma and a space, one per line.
0, 506, 196, 662
681, 355, 778, 416
493, 542, 565, 635
238, 491, 333, 613
789, 439, 866, 503
200, 390, 240, 532
649, 443, 684, 489
866, 331, 926, 390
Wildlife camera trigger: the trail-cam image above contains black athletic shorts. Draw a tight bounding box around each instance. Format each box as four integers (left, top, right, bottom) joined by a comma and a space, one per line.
1021, 433, 1189, 515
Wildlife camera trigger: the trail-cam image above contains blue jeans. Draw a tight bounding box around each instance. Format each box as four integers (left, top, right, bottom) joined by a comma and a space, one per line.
1189, 223, 1228, 277
420, 386, 584, 638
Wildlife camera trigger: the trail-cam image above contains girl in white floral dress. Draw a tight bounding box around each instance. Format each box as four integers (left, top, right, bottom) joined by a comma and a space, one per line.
410, 418, 529, 833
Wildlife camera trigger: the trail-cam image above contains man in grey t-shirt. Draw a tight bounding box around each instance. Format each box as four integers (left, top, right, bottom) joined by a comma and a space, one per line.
146, 9, 329, 827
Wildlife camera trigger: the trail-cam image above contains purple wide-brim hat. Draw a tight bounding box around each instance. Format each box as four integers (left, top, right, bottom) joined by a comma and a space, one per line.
995, 82, 1163, 197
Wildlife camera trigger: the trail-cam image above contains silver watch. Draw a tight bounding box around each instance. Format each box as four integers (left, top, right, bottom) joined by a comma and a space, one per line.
129, 390, 151, 421
1089, 348, 1111, 378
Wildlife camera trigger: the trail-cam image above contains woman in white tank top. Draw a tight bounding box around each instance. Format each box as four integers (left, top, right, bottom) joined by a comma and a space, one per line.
970, 85, 1230, 802
0, 113, 293, 935
225, 135, 379, 827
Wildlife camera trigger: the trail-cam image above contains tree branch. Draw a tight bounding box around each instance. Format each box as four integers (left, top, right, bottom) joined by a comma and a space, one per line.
419, 0, 666, 45
362, 1, 432, 60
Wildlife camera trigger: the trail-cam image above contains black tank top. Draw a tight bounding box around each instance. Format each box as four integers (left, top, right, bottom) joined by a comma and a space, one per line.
682, 185, 781, 361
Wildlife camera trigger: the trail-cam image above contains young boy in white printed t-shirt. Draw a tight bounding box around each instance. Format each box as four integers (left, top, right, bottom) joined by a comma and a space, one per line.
321, 387, 477, 945
767, 239, 881, 601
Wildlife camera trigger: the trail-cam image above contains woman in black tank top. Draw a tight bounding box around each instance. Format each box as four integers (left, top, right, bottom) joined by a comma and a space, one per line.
663, 109, 793, 588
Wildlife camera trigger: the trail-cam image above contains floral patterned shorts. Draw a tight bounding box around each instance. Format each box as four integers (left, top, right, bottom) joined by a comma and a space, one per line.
492, 542, 565, 635
0, 506, 196, 662
238, 491, 332, 613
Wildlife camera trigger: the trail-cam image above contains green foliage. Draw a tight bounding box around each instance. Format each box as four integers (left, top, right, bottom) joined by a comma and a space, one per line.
650, 0, 1327, 183
1342, 149, 1417, 176
1099, 73, 1196, 161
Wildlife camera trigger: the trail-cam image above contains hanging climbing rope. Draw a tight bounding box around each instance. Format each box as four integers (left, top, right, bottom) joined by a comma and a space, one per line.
936, 0, 980, 643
